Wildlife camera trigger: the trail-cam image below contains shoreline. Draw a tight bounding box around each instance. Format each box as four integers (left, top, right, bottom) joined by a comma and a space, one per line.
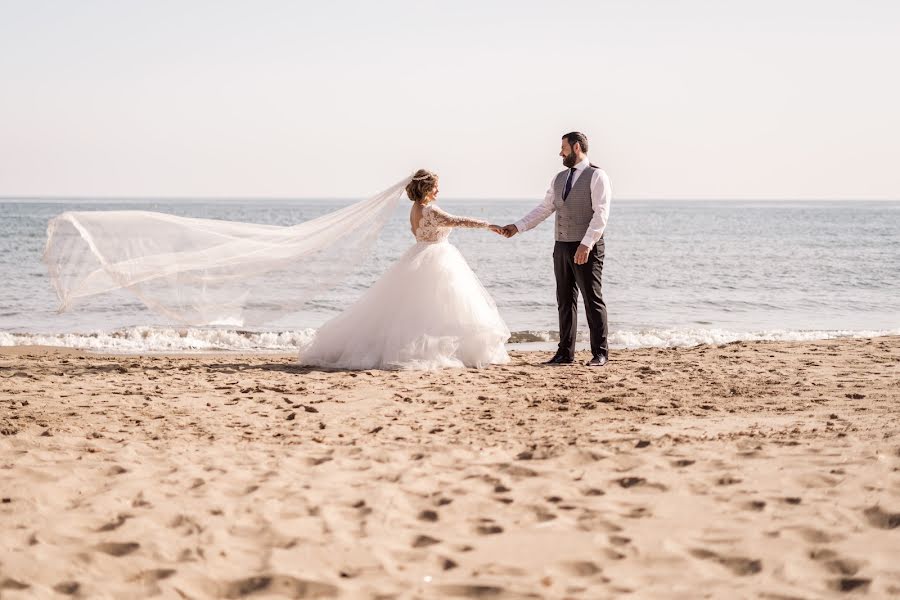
2, 328, 898, 357
1, 336, 899, 597
3, 332, 900, 360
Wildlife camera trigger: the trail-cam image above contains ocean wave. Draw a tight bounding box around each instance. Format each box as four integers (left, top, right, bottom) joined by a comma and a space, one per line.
1, 326, 898, 354
608, 327, 900, 348
0, 327, 316, 353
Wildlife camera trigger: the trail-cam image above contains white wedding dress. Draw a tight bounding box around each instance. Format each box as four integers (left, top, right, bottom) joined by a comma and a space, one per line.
298, 204, 511, 370
43, 173, 509, 369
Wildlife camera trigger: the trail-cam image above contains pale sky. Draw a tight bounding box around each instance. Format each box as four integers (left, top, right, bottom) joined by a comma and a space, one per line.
1, 0, 898, 199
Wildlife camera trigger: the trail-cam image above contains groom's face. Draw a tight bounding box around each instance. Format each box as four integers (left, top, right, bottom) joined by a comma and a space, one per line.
560, 139, 578, 168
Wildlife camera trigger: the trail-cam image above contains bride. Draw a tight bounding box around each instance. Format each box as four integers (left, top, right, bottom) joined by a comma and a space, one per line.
298, 169, 511, 370
44, 169, 510, 369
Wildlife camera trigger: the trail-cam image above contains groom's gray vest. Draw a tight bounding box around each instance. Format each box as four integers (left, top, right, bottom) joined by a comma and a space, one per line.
553, 165, 599, 242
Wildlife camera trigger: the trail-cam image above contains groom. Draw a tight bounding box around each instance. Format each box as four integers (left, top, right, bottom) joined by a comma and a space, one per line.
502, 132, 611, 367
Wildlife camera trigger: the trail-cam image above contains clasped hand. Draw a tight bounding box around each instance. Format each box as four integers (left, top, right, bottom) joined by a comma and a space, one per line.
488, 224, 519, 238
488, 224, 518, 238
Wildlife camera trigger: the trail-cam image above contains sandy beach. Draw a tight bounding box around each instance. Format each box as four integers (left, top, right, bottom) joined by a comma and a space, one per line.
1, 337, 898, 599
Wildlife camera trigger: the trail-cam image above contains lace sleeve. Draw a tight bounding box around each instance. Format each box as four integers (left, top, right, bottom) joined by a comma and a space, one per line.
427, 205, 490, 229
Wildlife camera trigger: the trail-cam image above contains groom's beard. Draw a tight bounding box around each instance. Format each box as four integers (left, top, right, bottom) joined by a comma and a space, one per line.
563, 154, 577, 168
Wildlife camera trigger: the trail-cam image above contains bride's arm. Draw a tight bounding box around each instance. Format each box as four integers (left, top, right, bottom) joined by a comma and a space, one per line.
428, 206, 493, 229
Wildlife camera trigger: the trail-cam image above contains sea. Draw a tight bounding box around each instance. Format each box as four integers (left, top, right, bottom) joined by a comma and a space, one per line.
1, 198, 898, 353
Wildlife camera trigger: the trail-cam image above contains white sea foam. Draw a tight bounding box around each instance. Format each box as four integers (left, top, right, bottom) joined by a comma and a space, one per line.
607, 327, 900, 348
1, 326, 897, 354
0, 327, 316, 353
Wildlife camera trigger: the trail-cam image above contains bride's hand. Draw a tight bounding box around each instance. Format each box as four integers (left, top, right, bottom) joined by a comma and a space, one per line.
488, 224, 504, 235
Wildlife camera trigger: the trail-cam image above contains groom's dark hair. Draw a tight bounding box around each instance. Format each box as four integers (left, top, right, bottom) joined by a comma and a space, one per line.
562, 131, 589, 153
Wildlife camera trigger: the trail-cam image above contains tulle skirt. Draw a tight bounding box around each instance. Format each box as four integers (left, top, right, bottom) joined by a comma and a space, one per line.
298, 241, 510, 370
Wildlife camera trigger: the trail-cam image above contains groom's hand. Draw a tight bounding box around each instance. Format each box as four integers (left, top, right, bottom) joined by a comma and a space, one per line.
501, 224, 518, 238
574, 244, 590, 265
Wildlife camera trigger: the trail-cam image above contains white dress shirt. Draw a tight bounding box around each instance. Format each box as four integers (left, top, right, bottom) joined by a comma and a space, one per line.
514, 156, 611, 248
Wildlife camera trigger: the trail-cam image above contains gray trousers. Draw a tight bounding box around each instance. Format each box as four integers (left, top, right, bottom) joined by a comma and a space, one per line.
553, 240, 608, 358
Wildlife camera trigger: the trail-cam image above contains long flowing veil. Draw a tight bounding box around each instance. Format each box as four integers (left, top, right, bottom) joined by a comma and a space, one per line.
43, 174, 413, 326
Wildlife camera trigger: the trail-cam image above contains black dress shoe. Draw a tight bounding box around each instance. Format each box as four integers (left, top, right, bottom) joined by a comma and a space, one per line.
585, 354, 608, 367
544, 353, 575, 365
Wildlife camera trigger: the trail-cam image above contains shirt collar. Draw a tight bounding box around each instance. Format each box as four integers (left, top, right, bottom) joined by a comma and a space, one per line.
572, 156, 590, 171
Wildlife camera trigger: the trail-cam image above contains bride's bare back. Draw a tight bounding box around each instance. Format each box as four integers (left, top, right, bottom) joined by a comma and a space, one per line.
410, 202, 424, 235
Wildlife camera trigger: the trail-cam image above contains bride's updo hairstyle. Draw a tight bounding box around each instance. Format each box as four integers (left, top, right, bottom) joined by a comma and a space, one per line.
406, 169, 438, 203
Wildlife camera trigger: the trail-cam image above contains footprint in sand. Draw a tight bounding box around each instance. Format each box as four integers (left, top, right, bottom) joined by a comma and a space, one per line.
1, 578, 30, 591
95, 513, 132, 532
716, 475, 742, 486
574, 506, 622, 530
863, 505, 900, 529
476, 524, 504, 535
418, 509, 439, 522
433, 584, 521, 598
809, 549, 864, 577
52, 581, 80, 595
558, 561, 602, 576
129, 568, 178, 595
531, 505, 557, 522
169, 514, 204, 535
615, 477, 667, 491
95, 542, 140, 557
787, 526, 836, 544
221, 575, 338, 599
132, 492, 152, 508
412, 534, 441, 548
689, 548, 762, 576
828, 577, 871, 593
498, 464, 538, 478
440, 557, 459, 571
129, 569, 177, 583
625, 506, 652, 519
601, 547, 626, 560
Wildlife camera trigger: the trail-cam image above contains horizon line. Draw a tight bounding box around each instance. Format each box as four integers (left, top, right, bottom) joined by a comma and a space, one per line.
1, 195, 899, 202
